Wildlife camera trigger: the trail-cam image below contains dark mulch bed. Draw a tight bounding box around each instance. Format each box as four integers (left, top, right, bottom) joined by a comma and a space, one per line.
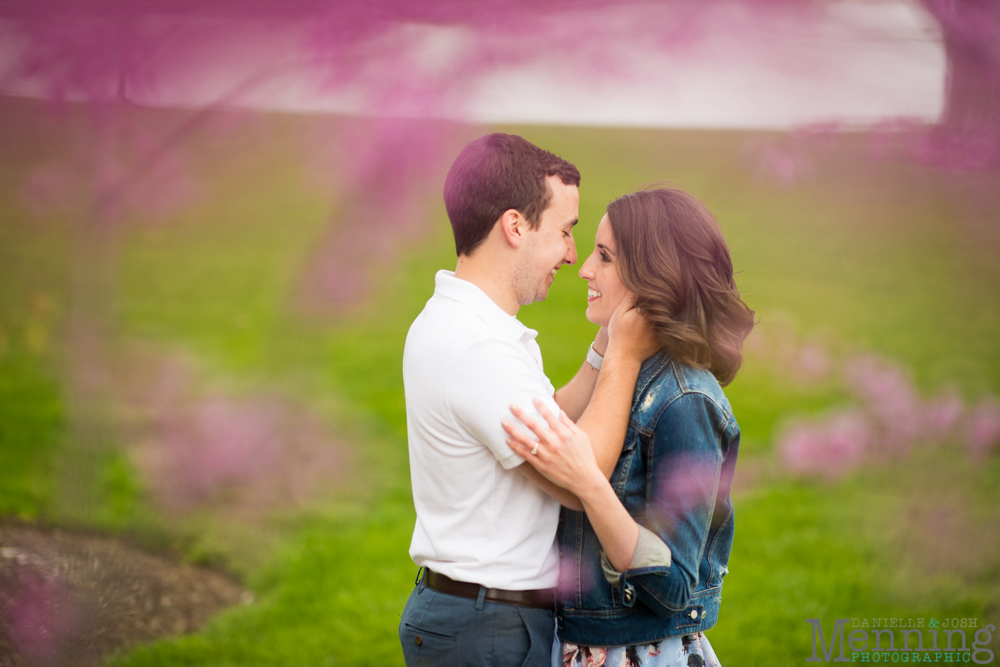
0, 522, 250, 667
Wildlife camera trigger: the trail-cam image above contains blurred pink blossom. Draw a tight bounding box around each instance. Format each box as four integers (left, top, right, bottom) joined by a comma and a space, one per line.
922, 389, 965, 441
20, 118, 200, 227
21, 163, 79, 219
864, 119, 927, 162
122, 352, 351, 517
775, 345, 1000, 479
794, 343, 833, 385
556, 552, 595, 601
843, 355, 923, 450
843, 355, 922, 452
298, 118, 468, 309
4, 573, 81, 665
154, 397, 283, 507
747, 141, 815, 187
965, 398, 1000, 460
744, 322, 833, 386
778, 411, 870, 480
654, 453, 724, 523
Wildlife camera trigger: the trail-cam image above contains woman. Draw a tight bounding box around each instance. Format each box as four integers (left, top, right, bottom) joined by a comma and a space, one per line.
504, 188, 755, 666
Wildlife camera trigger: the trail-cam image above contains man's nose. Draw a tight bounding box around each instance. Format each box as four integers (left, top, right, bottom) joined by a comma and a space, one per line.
564, 237, 577, 265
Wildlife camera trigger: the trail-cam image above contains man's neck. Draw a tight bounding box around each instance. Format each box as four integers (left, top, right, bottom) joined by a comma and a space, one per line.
454, 254, 520, 316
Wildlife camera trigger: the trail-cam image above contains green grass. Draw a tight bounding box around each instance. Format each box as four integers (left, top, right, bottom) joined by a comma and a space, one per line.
0, 351, 62, 518
716, 450, 1000, 663
1, 98, 999, 664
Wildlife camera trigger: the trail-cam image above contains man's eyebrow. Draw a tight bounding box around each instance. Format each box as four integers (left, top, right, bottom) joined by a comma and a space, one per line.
565, 218, 579, 229
597, 242, 615, 255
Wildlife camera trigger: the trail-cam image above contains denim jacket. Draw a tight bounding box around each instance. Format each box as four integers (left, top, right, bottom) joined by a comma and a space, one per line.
556, 350, 740, 646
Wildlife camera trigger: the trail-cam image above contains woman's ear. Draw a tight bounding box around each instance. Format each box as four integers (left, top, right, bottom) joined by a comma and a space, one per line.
499, 209, 526, 249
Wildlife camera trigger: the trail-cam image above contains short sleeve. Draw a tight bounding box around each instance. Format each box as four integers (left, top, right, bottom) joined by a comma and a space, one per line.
448, 339, 561, 469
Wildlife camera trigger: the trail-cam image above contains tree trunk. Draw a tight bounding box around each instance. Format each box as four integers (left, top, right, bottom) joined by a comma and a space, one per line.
921, 0, 1000, 168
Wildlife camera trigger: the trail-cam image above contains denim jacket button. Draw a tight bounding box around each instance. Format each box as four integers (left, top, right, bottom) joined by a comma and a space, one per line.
624, 588, 635, 603
689, 610, 698, 620
701, 611, 707, 619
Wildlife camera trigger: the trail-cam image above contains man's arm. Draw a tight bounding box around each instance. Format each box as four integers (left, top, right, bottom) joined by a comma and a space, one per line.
514, 463, 583, 511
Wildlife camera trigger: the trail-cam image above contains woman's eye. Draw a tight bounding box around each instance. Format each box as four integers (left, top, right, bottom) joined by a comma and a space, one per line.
600, 252, 610, 263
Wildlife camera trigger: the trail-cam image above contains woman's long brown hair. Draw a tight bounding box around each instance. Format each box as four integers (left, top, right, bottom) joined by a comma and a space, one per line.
607, 188, 755, 386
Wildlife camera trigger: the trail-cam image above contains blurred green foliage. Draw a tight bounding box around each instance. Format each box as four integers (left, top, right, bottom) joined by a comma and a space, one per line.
0, 99, 998, 664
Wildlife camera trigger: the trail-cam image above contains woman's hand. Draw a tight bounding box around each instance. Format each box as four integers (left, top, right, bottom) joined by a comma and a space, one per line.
503, 399, 606, 497
607, 293, 661, 363
505, 398, 642, 572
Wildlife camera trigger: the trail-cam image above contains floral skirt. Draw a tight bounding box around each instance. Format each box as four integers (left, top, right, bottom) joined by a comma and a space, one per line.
556, 632, 720, 667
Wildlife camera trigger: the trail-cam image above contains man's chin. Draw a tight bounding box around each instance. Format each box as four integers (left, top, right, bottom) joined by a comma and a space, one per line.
532, 285, 552, 303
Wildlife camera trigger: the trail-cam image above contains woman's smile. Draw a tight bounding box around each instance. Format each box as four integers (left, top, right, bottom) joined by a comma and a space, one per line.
579, 214, 629, 327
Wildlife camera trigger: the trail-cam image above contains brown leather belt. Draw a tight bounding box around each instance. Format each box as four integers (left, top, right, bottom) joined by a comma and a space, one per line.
423, 569, 554, 610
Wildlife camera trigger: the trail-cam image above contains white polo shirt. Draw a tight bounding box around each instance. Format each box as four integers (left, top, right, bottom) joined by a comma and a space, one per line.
403, 270, 562, 590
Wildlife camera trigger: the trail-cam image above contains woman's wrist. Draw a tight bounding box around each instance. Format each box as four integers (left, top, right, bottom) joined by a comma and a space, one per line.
572, 466, 615, 506
586, 343, 604, 371
593, 327, 609, 357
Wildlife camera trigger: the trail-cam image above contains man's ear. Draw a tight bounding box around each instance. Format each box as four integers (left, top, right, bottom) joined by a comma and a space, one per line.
498, 209, 527, 249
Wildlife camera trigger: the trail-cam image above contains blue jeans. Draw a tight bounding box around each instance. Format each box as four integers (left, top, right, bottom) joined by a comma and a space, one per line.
399, 575, 555, 667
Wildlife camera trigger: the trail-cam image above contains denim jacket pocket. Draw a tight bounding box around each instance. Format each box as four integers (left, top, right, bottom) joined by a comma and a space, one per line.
703, 502, 735, 588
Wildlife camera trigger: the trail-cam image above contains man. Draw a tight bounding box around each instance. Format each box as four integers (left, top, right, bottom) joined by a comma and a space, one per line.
399, 133, 655, 666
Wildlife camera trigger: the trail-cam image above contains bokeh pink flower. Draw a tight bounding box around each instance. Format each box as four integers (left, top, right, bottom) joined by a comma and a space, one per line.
3, 572, 81, 666
121, 352, 351, 517
965, 398, 1000, 461
772, 340, 1000, 479
779, 410, 870, 480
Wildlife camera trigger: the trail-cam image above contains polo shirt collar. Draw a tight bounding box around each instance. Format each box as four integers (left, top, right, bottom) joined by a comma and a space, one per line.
434, 270, 538, 341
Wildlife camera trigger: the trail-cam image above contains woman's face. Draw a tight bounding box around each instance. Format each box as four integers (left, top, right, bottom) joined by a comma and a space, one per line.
579, 214, 631, 327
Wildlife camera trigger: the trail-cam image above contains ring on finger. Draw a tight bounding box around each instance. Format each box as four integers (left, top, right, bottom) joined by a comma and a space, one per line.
530, 443, 539, 456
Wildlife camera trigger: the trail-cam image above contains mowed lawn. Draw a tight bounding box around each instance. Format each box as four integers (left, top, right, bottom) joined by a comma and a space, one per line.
1, 99, 998, 665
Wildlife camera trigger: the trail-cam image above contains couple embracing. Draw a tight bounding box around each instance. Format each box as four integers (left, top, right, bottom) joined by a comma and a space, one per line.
400, 133, 755, 667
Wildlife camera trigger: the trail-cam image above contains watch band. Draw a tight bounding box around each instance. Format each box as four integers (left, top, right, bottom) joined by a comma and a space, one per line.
586, 343, 604, 371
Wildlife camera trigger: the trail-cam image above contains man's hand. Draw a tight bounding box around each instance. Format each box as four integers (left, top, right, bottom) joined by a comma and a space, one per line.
606, 293, 661, 363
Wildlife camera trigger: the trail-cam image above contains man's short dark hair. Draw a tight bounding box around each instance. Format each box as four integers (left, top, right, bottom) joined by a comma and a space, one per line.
443, 133, 581, 256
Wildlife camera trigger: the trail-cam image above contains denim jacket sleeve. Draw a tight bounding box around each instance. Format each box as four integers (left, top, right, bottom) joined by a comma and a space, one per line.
600, 525, 673, 586
609, 391, 732, 618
